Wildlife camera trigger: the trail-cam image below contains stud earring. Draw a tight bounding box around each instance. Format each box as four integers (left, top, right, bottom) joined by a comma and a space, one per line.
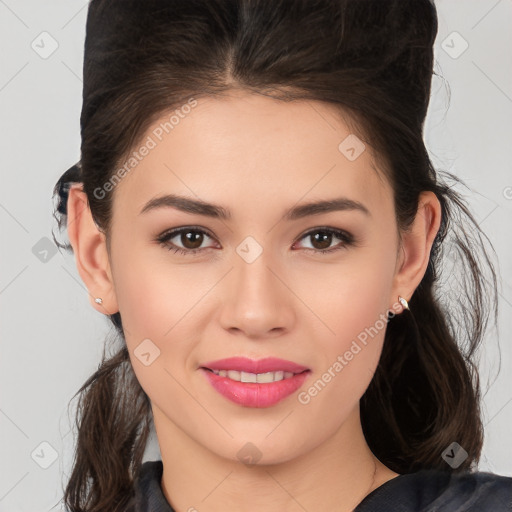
398, 295, 409, 311
94, 297, 103, 305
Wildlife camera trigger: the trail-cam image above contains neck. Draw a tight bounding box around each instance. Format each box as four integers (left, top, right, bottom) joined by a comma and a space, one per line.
153, 405, 398, 512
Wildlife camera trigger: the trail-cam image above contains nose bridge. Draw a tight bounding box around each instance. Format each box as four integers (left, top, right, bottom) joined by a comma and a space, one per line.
219, 237, 295, 336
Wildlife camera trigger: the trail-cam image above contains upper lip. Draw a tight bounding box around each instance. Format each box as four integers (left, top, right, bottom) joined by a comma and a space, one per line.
201, 357, 310, 374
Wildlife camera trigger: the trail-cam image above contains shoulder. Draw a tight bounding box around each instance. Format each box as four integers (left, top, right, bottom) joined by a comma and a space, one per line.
356, 468, 512, 512
425, 470, 512, 511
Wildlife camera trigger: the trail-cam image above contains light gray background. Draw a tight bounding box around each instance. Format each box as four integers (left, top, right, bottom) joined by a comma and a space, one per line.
0, 1, 511, 510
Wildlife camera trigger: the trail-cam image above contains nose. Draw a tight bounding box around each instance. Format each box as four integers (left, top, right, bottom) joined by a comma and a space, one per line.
218, 249, 296, 339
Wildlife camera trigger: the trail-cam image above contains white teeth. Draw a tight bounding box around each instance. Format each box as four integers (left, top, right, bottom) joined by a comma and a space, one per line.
211, 369, 297, 383
258, 371, 282, 383
241, 371, 257, 382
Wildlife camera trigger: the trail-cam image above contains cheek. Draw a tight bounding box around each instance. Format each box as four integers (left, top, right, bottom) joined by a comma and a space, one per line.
301, 245, 396, 393
301, 252, 395, 344
111, 244, 217, 362
109, 238, 181, 352
113, 266, 168, 335
299, 290, 390, 418
111, 253, 197, 402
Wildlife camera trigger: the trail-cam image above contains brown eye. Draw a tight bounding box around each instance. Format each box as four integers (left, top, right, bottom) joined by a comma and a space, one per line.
180, 230, 204, 249
309, 231, 334, 250
294, 227, 354, 254
156, 227, 217, 255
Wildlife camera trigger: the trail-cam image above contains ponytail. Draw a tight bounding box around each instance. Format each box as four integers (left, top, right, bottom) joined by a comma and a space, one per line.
63, 343, 152, 512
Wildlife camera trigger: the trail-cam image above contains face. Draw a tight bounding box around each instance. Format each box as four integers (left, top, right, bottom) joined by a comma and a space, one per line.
105, 90, 403, 464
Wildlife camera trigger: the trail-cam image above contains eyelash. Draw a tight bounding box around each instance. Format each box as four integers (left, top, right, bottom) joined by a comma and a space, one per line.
155, 225, 355, 256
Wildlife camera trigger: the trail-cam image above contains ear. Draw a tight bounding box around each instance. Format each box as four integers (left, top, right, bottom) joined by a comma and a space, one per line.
66, 184, 119, 315
390, 191, 442, 312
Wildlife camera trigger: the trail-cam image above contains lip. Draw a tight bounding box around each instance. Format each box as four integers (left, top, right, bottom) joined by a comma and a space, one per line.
200, 357, 310, 374
200, 367, 310, 408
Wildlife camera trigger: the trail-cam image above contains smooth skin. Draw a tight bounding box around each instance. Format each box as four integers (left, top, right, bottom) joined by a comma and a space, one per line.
67, 89, 441, 512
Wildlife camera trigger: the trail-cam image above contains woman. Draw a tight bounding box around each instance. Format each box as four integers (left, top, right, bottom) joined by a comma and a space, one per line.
53, 0, 512, 511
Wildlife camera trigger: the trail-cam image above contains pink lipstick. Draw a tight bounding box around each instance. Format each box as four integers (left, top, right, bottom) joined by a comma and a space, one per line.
200, 357, 311, 408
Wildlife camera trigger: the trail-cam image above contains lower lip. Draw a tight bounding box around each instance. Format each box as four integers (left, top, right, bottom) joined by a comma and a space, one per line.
200, 368, 310, 408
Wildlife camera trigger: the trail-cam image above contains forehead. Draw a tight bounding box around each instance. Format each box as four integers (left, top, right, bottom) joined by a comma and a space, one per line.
111, 90, 394, 221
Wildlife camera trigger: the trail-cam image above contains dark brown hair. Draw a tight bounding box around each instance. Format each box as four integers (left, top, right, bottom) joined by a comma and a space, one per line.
52, 1, 500, 511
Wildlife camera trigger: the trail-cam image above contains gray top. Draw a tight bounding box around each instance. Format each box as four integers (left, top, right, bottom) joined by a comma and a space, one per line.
125, 460, 512, 511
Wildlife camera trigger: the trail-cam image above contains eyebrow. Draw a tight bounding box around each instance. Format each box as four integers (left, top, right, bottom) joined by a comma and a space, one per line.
139, 194, 371, 220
